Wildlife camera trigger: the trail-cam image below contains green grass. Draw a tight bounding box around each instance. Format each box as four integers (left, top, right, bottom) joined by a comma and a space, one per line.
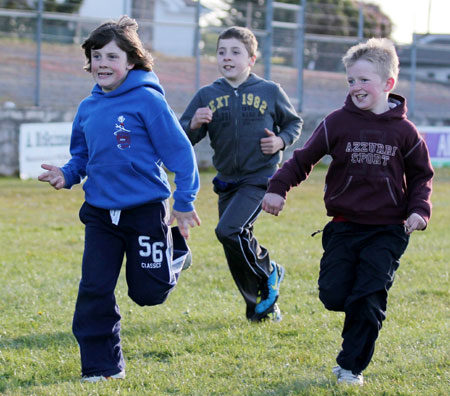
0, 167, 448, 396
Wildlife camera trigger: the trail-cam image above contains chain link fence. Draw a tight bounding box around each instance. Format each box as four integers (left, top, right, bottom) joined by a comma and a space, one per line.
1, 0, 449, 122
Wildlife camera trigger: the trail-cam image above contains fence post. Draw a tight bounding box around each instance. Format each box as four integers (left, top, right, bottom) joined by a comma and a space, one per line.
195, 0, 201, 92
35, 0, 44, 107
358, 1, 364, 40
296, 0, 306, 113
264, 0, 273, 80
409, 33, 417, 118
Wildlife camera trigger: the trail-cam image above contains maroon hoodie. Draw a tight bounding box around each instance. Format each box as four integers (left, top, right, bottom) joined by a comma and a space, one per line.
267, 93, 433, 225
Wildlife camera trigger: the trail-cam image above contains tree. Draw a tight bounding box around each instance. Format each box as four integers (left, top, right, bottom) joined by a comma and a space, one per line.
0, 0, 83, 42
218, 0, 392, 39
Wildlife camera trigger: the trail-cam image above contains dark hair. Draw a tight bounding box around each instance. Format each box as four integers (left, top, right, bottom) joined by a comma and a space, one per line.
81, 15, 153, 72
217, 26, 258, 57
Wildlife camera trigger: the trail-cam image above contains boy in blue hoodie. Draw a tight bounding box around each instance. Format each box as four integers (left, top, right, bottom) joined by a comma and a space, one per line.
38, 16, 201, 382
180, 27, 302, 322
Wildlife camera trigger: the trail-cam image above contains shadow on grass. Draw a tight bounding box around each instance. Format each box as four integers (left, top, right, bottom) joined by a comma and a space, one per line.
249, 378, 336, 396
0, 331, 80, 394
0, 330, 75, 350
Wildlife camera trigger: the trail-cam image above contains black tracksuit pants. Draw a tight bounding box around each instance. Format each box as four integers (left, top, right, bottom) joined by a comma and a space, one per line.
318, 221, 409, 374
214, 181, 273, 319
73, 201, 189, 377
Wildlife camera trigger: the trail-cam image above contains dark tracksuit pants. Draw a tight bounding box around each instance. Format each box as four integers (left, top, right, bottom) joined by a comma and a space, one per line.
318, 221, 409, 374
73, 201, 189, 377
214, 181, 273, 319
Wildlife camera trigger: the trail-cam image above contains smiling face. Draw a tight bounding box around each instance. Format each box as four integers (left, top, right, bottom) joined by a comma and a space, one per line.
91, 40, 134, 92
217, 38, 256, 88
346, 59, 394, 114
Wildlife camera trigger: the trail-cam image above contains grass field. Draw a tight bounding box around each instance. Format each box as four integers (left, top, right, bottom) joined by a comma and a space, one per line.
0, 167, 448, 396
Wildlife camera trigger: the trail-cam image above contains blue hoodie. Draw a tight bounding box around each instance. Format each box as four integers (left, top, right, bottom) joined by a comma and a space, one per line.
61, 69, 199, 212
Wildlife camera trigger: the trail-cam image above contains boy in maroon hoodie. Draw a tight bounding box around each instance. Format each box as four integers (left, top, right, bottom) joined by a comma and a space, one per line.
262, 38, 433, 385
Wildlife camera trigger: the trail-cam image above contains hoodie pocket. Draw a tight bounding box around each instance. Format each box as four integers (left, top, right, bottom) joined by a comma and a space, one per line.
385, 177, 398, 206
329, 176, 353, 200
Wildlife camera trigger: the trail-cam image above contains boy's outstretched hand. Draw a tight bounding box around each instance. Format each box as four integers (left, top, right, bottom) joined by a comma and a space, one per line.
169, 209, 201, 239
262, 192, 285, 216
404, 213, 426, 235
38, 164, 66, 190
190, 107, 213, 130
260, 128, 284, 154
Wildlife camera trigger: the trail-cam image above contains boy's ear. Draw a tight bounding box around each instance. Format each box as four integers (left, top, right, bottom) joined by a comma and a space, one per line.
126, 63, 135, 70
384, 77, 395, 91
249, 54, 256, 67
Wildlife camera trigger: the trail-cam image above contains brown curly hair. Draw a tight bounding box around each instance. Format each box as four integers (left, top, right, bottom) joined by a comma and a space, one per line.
82, 15, 153, 72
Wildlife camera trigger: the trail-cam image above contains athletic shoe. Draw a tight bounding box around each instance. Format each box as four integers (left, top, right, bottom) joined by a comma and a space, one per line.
267, 303, 282, 322
249, 303, 282, 323
332, 365, 364, 386
81, 370, 125, 383
254, 262, 285, 316
182, 248, 192, 271
171, 226, 192, 271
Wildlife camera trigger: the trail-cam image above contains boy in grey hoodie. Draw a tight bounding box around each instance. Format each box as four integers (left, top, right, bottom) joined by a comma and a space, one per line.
180, 26, 302, 322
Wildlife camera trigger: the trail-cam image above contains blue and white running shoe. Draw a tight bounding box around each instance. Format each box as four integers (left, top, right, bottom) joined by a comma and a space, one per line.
254, 262, 285, 316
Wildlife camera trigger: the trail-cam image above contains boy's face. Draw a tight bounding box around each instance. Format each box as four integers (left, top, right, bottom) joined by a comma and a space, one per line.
217, 38, 256, 87
91, 40, 134, 92
346, 59, 394, 114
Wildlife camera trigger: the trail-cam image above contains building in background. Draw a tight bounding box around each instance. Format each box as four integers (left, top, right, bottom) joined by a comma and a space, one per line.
79, 0, 205, 57
398, 34, 450, 84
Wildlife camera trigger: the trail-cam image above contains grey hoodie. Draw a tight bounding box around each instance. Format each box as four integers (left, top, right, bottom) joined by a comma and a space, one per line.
180, 73, 302, 182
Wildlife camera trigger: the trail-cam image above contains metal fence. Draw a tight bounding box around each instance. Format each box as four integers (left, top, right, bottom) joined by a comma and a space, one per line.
1, 0, 449, 123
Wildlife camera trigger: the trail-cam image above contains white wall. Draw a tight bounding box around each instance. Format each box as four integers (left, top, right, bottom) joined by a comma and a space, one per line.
79, 0, 131, 19
153, 1, 196, 57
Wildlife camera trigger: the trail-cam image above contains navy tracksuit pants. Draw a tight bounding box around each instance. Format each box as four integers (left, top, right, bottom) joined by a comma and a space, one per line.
73, 201, 189, 377
213, 180, 273, 319
318, 221, 409, 374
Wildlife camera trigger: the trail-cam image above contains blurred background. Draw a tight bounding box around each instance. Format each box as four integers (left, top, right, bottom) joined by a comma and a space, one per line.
1, 0, 449, 175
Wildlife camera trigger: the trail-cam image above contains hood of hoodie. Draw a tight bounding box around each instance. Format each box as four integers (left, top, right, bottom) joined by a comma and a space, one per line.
343, 93, 407, 122
91, 69, 165, 98
212, 73, 264, 91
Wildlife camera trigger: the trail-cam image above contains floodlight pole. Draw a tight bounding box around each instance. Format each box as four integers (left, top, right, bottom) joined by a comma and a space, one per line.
409, 33, 417, 118
35, 0, 43, 107
297, 0, 306, 113
264, 0, 273, 80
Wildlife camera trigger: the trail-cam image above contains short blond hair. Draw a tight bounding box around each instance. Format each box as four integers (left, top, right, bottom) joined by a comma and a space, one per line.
343, 38, 399, 85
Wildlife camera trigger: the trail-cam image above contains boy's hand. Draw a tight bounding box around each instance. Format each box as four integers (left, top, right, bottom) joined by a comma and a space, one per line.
404, 213, 426, 234
260, 128, 284, 154
190, 107, 213, 130
38, 164, 65, 190
169, 209, 201, 239
262, 193, 285, 216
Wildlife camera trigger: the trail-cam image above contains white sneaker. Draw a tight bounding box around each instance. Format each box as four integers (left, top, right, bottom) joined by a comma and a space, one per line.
332, 365, 363, 386
268, 303, 282, 323
81, 370, 125, 383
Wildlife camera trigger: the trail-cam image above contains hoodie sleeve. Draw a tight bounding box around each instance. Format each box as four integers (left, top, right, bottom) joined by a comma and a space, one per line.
145, 103, 200, 212
403, 129, 434, 224
60, 110, 88, 189
179, 89, 208, 145
274, 85, 303, 148
267, 119, 329, 198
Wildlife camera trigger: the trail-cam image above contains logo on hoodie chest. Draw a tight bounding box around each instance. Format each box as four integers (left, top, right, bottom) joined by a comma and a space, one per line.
208, 93, 268, 124
114, 115, 131, 150
346, 141, 398, 166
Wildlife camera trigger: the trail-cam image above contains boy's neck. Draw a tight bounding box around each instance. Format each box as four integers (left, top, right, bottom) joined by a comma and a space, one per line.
225, 72, 251, 88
